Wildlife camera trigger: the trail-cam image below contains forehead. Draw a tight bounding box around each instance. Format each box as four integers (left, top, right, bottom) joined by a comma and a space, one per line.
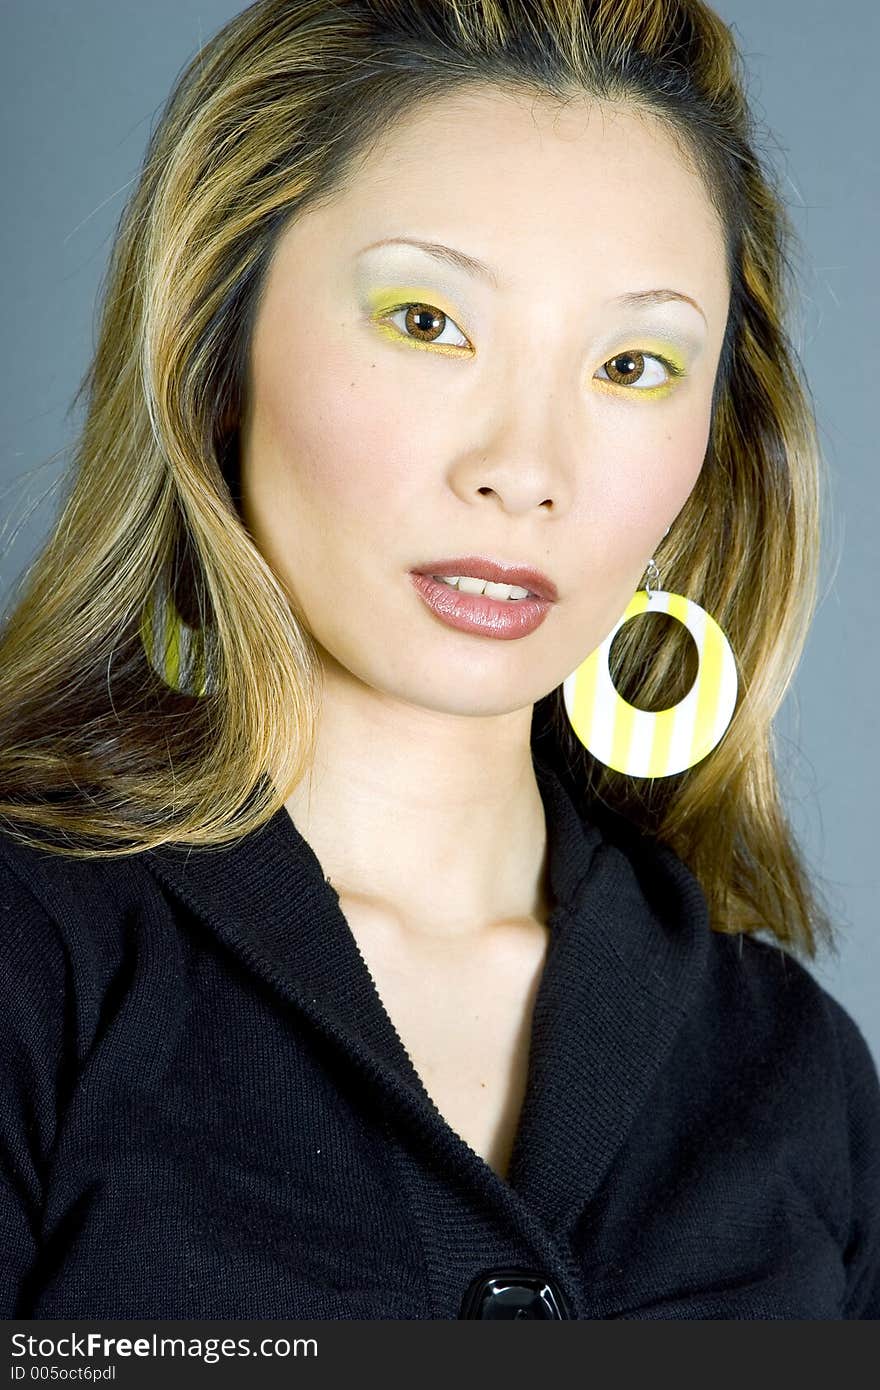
268, 86, 729, 324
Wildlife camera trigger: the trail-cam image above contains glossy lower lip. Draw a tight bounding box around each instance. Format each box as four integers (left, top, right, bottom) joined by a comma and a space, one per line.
409, 573, 553, 639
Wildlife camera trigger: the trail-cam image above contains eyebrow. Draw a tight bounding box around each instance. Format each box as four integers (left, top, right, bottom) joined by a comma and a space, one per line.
359, 235, 707, 324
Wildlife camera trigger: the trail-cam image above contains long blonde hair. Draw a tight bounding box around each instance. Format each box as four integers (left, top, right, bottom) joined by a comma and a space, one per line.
0, 0, 837, 960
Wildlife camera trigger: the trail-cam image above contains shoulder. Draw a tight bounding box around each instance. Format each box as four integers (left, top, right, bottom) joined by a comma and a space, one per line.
706, 928, 880, 1316
0, 822, 164, 941
699, 925, 879, 1113
708, 927, 877, 1075
727, 931, 880, 1181
0, 825, 170, 1061
0, 829, 71, 1019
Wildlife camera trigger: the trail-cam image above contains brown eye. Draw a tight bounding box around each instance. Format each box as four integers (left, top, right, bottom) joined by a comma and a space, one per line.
604, 351, 646, 385
404, 304, 446, 341
595, 350, 682, 390
382, 301, 470, 349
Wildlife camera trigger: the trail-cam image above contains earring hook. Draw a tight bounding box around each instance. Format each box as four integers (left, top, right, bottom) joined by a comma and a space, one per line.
644, 556, 661, 602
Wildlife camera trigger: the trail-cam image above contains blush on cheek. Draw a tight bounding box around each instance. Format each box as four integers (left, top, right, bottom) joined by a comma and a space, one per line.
262, 363, 380, 505
598, 429, 707, 561
318, 411, 407, 508
331, 384, 424, 509
648, 415, 711, 519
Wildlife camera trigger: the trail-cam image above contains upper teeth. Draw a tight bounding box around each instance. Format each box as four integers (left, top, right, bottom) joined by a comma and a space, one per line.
432, 574, 532, 600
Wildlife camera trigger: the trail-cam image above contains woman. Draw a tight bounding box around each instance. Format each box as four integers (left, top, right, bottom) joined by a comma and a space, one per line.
0, 0, 877, 1319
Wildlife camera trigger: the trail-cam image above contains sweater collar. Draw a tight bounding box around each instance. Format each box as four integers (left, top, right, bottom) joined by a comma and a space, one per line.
144, 752, 709, 1232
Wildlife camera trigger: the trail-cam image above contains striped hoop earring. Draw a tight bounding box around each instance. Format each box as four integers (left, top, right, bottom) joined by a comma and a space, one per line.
561, 543, 738, 777
139, 579, 217, 698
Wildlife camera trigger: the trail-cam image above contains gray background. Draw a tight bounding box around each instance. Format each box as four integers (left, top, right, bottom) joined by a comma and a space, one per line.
2, 2, 878, 1064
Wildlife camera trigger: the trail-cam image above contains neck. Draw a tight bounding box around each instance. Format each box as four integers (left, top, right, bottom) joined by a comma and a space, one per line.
283, 660, 552, 939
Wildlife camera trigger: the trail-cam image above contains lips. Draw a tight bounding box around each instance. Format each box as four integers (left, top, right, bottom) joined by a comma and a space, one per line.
410, 556, 558, 602
409, 573, 553, 640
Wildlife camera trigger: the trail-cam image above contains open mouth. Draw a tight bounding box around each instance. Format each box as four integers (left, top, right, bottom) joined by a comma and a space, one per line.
429, 575, 538, 601
409, 572, 553, 640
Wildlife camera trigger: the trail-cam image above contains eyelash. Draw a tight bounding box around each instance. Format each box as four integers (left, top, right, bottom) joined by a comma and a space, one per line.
373, 301, 687, 389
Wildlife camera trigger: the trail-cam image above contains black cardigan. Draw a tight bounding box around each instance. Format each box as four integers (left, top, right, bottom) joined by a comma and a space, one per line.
1, 756, 878, 1319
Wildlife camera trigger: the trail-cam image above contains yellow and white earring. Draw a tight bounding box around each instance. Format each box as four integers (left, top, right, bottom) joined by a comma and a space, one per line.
139, 579, 216, 698
562, 548, 738, 777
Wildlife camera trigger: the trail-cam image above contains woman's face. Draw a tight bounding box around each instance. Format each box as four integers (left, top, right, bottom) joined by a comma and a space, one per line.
240, 88, 730, 722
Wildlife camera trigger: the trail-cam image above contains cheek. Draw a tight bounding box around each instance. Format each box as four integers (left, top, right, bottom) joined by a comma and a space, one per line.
610, 400, 711, 533
658, 413, 710, 513
263, 351, 416, 519
579, 403, 710, 628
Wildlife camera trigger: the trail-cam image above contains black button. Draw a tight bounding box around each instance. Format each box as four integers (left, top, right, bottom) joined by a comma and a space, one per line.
459, 1266, 574, 1319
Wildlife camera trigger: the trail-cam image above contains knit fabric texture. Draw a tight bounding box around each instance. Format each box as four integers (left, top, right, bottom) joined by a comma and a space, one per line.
1, 754, 878, 1318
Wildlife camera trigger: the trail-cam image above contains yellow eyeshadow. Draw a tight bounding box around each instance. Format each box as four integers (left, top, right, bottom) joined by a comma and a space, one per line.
363, 288, 691, 389
593, 374, 677, 400
363, 285, 471, 355
592, 342, 689, 399
607, 342, 688, 373
364, 284, 465, 322
651, 345, 687, 374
